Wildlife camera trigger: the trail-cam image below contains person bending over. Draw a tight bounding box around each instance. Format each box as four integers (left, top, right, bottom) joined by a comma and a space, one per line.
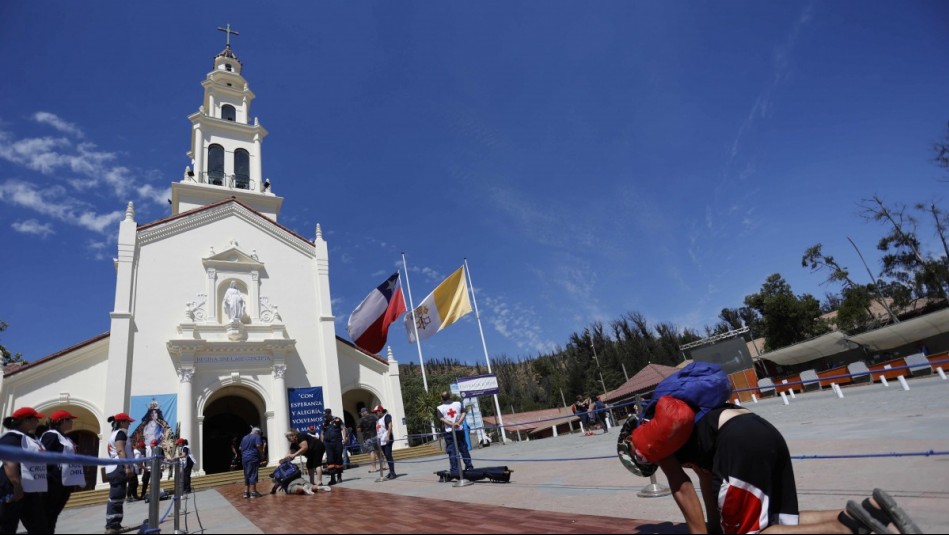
621, 395, 922, 534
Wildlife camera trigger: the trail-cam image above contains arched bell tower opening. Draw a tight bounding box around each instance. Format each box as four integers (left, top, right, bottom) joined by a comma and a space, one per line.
202, 386, 264, 474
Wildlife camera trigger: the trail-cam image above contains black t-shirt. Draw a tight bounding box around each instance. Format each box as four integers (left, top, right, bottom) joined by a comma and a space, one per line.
358, 414, 378, 440
298, 433, 324, 460
674, 404, 739, 470
322, 417, 343, 444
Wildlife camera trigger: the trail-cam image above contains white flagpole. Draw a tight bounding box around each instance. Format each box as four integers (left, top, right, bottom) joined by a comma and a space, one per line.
402, 252, 439, 442
463, 258, 508, 444
401, 252, 429, 393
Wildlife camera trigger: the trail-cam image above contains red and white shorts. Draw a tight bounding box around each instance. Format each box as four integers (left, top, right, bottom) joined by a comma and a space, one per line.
713, 414, 799, 534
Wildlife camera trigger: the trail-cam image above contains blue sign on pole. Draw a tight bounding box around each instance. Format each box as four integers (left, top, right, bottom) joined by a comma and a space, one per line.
288, 386, 324, 432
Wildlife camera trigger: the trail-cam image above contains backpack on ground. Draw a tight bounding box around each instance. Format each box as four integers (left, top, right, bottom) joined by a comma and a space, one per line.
271, 460, 302, 486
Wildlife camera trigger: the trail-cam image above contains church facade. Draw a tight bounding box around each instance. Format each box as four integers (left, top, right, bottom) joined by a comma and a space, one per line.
1, 43, 407, 483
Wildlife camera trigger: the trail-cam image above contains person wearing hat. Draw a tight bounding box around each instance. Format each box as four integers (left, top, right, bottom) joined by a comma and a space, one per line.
175, 438, 195, 493
104, 412, 135, 534
41, 409, 86, 532
623, 395, 922, 534
373, 405, 396, 479
321, 408, 345, 485
0, 407, 49, 534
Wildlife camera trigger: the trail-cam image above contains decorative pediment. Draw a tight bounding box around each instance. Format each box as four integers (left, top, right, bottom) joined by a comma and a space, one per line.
202, 240, 265, 273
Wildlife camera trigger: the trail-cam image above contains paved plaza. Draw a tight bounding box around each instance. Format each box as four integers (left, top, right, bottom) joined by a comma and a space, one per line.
58, 376, 949, 533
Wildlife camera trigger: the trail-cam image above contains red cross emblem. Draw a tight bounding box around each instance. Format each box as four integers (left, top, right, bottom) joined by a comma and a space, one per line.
447, 408, 457, 418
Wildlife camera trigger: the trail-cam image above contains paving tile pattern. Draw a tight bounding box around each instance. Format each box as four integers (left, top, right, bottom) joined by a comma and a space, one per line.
217, 482, 684, 534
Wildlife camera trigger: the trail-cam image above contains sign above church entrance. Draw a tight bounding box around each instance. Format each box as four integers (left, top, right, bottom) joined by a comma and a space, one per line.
195, 355, 273, 365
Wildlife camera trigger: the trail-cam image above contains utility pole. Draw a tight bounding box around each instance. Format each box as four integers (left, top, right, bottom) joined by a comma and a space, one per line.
591, 342, 607, 395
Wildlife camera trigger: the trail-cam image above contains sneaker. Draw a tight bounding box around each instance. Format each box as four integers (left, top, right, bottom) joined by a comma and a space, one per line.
386, 473, 397, 480
250, 491, 263, 498
327, 478, 336, 486
243, 491, 250, 499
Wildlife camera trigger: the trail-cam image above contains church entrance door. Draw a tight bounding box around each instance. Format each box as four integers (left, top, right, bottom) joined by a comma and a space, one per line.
203, 391, 263, 474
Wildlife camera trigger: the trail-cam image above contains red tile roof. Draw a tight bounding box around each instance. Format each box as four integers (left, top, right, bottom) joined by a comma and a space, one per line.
4, 332, 110, 377
482, 407, 578, 434
603, 363, 679, 403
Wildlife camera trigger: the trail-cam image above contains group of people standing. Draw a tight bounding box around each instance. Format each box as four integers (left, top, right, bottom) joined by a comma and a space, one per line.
0, 405, 198, 535
0, 407, 84, 534
573, 394, 610, 435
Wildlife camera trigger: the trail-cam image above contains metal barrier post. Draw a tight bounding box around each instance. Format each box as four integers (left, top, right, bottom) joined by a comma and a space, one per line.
173, 461, 181, 533
148, 456, 161, 531
637, 473, 671, 498
452, 429, 473, 488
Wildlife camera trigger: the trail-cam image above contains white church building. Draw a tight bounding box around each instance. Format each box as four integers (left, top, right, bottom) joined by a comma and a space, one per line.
1, 42, 407, 484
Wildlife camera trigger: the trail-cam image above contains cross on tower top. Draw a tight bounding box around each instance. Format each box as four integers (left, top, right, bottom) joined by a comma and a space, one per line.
217, 23, 239, 47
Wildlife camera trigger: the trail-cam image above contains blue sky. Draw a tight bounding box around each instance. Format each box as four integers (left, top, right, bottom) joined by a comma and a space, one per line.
1, 2, 947, 369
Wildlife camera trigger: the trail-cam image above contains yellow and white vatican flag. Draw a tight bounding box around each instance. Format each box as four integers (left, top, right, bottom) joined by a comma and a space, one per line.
404, 266, 472, 343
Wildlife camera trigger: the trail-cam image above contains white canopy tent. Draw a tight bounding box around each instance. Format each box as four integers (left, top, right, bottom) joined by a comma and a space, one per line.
759, 308, 949, 367
849, 307, 949, 351
758, 331, 854, 367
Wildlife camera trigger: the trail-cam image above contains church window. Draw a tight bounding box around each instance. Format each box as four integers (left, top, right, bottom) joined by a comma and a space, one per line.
222, 104, 236, 122
208, 144, 225, 186
234, 149, 250, 189
225, 63, 233, 72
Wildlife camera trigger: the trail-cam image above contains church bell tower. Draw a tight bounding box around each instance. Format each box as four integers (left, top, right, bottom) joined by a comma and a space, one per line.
170, 25, 283, 220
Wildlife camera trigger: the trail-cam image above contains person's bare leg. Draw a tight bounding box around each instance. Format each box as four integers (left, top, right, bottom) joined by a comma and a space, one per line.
761, 510, 851, 534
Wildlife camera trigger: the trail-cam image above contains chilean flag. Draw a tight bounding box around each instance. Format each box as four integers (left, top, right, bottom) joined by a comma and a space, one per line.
347, 272, 407, 354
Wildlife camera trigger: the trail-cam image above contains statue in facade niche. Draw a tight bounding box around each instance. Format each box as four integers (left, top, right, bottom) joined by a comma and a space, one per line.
223, 281, 245, 321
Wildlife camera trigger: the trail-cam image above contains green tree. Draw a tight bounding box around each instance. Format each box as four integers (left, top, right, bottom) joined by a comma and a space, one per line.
743, 274, 830, 351
1, 321, 24, 366
801, 243, 893, 329
933, 120, 949, 176
861, 196, 949, 300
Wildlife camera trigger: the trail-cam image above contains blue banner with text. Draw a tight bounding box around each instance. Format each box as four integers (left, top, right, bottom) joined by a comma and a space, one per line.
288, 386, 324, 433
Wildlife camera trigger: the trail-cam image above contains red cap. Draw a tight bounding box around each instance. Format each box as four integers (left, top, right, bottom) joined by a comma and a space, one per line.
50, 410, 79, 423
137, 442, 146, 448
112, 412, 135, 423
11, 407, 45, 420
149, 439, 159, 446
372, 405, 384, 413
175, 438, 186, 445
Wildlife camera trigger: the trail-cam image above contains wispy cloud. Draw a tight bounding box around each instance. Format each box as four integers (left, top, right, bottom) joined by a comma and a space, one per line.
0, 181, 123, 233
481, 293, 557, 355
727, 3, 814, 173
0, 113, 169, 213
33, 111, 84, 138
11, 219, 54, 237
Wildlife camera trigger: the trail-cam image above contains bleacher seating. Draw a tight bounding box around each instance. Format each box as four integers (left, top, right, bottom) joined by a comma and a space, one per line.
757, 377, 775, 397
847, 361, 871, 383
799, 369, 821, 391
904, 353, 933, 376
